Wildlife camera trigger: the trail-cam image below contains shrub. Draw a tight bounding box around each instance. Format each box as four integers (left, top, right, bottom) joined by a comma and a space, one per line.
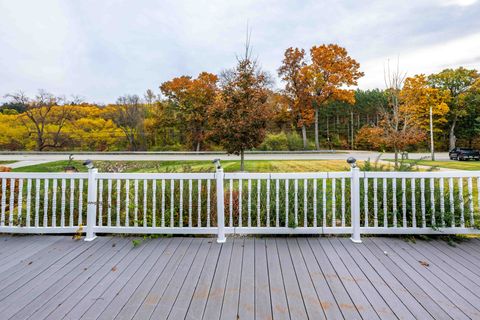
286, 131, 304, 150
259, 132, 289, 151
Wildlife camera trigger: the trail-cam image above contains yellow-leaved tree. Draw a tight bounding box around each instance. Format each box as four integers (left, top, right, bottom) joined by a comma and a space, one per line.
401, 74, 450, 132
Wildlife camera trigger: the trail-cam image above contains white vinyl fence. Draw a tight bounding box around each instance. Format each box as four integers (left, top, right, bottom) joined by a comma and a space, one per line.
1, 165, 479, 242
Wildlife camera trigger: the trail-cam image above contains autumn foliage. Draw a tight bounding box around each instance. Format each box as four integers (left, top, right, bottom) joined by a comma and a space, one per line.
1, 46, 479, 154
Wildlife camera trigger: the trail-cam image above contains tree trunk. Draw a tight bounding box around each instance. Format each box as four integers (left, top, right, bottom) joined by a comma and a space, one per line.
240, 149, 245, 172
301, 125, 307, 150
449, 117, 457, 151
350, 111, 354, 150
196, 141, 200, 152
394, 148, 399, 169
314, 107, 320, 150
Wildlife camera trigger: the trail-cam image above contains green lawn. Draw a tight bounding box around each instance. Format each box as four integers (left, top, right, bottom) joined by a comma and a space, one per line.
386, 159, 480, 171
0, 161, 15, 165
12, 160, 363, 173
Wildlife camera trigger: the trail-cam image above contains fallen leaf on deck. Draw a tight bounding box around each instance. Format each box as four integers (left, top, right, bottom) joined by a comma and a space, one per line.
419, 260, 429, 267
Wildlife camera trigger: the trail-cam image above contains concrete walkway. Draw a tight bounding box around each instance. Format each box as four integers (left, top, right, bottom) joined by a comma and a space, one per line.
2, 160, 53, 169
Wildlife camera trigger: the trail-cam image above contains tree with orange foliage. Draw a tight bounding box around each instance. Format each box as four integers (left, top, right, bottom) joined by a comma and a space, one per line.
355, 126, 386, 150
160, 72, 218, 151
278, 47, 313, 149
382, 64, 426, 167
209, 43, 272, 171
305, 44, 364, 150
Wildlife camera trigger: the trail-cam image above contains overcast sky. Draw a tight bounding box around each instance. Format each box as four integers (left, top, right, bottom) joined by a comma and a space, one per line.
1, 0, 479, 104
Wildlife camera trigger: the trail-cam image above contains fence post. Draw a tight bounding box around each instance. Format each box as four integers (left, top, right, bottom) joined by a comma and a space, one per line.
85, 166, 98, 241
348, 158, 362, 243
213, 159, 226, 243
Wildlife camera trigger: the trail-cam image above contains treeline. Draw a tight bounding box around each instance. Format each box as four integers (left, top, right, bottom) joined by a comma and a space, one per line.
1, 44, 479, 155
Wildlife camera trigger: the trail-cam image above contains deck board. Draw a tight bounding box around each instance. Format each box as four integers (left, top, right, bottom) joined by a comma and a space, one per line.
0, 235, 480, 319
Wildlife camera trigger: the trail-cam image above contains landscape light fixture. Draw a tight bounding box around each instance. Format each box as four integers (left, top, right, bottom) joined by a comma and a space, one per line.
346, 157, 357, 168
83, 160, 94, 170
212, 158, 222, 170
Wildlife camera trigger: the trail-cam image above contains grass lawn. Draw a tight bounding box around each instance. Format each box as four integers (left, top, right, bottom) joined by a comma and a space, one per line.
0, 161, 15, 165
386, 159, 480, 171
12, 159, 362, 173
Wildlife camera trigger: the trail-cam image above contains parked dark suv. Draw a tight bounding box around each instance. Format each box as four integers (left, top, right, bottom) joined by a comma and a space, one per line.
449, 147, 480, 161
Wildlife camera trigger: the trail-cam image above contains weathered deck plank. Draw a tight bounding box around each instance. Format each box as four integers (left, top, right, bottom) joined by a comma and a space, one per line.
0, 235, 479, 320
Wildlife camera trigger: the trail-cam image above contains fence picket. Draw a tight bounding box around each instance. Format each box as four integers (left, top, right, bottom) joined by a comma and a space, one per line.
17, 179, 23, 226
171, 179, 175, 227
26, 179, 31, 227
190, 179, 193, 227
420, 178, 426, 228
1, 178, 5, 226
98, 179, 103, 227
313, 179, 317, 228
61, 179, 66, 227
276, 179, 280, 227
134, 179, 139, 227
363, 177, 368, 227
373, 178, 378, 227
411, 178, 416, 228
401, 178, 406, 228
162, 179, 165, 227
143, 179, 148, 227
197, 179, 201, 227
383, 178, 387, 227
332, 178, 336, 227
458, 178, 465, 228
247, 179, 252, 227
179, 179, 183, 227
257, 179, 261, 227
285, 179, 289, 227
294, 179, 298, 226
430, 178, 436, 227
9, 178, 15, 226
440, 178, 445, 227
341, 178, 346, 227
207, 179, 210, 228
116, 179, 121, 227
78, 179, 83, 225
266, 179, 270, 228
52, 179, 57, 227
449, 177, 455, 227
107, 179, 112, 227
322, 179, 326, 228
468, 177, 473, 227
228, 179, 233, 227
43, 179, 49, 227
35, 179, 40, 227
303, 179, 308, 227
238, 179, 242, 227
152, 180, 157, 227
125, 180, 130, 227
392, 178, 397, 227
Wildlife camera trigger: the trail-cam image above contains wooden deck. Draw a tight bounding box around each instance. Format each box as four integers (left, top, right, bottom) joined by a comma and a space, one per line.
1, 236, 480, 320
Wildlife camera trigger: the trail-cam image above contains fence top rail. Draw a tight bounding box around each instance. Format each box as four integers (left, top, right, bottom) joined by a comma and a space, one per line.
224, 172, 350, 180
363, 171, 480, 178
96, 172, 216, 180
0, 172, 88, 179
2, 170, 480, 181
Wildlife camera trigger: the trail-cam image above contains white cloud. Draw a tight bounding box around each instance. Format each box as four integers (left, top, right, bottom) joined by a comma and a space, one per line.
0, 0, 479, 102
440, 0, 477, 6
359, 32, 480, 89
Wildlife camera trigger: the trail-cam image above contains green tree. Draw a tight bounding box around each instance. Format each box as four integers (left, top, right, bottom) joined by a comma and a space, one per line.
456, 79, 480, 147
428, 67, 479, 150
